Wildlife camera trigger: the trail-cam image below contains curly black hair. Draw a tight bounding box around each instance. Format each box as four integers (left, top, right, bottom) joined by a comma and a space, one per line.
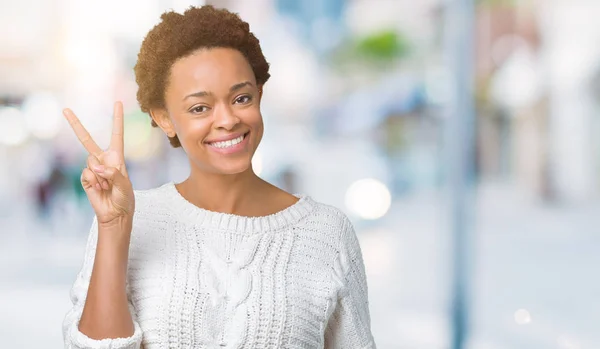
134, 5, 271, 147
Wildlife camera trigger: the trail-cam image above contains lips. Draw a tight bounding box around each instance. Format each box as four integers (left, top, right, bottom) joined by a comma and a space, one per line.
205, 130, 250, 154
205, 131, 249, 145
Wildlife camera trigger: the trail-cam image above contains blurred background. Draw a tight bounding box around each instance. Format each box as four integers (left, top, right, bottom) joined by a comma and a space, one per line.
1, 0, 600, 348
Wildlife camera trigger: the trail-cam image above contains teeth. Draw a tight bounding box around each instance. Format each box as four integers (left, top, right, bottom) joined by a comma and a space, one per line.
210, 134, 244, 148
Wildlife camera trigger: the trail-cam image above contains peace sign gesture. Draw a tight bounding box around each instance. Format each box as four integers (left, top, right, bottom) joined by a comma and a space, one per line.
63, 101, 135, 227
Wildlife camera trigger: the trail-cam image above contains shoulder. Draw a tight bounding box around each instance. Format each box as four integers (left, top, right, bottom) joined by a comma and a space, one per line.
132, 182, 174, 213
307, 199, 353, 228
297, 198, 365, 278
297, 196, 357, 247
133, 181, 173, 199
129, 182, 179, 228
307, 199, 367, 277
127, 183, 179, 245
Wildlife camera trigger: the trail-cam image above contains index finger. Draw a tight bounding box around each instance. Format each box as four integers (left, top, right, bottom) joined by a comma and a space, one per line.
109, 101, 124, 154
63, 108, 103, 157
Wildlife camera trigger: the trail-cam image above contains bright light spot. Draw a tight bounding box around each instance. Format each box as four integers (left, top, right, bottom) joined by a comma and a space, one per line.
345, 178, 391, 220
22, 93, 62, 139
64, 34, 116, 81
252, 150, 263, 176
0, 107, 29, 146
490, 47, 542, 109
514, 309, 532, 325
557, 335, 580, 349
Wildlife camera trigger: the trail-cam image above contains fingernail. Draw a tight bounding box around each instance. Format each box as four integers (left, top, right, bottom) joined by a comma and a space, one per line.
93, 165, 105, 173
102, 181, 109, 190
95, 183, 101, 190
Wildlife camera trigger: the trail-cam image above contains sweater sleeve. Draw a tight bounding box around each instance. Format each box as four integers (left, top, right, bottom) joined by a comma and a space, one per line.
62, 216, 143, 349
324, 215, 377, 349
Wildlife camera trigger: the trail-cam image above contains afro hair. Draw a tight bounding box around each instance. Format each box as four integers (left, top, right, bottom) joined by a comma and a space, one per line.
134, 5, 271, 147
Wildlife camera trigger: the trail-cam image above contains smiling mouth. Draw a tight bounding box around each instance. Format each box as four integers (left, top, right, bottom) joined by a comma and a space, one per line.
206, 131, 250, 148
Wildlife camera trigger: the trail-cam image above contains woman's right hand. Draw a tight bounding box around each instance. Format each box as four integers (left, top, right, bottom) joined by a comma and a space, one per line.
63, 101, 135, 227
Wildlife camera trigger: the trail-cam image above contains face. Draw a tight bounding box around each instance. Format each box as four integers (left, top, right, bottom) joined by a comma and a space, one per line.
153, 47, 264, 175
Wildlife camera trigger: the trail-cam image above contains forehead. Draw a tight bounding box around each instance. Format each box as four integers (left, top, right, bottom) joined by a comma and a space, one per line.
168, 47, 256, 94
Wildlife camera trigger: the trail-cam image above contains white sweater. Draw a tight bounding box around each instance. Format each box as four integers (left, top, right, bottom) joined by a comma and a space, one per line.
63, 182, 376, 349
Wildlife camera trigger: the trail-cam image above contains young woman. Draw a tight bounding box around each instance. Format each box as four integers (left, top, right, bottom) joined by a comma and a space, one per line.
62, 5, 376, 349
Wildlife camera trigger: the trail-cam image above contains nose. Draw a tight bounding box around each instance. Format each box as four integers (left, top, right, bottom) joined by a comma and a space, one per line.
212, 103, 240, 130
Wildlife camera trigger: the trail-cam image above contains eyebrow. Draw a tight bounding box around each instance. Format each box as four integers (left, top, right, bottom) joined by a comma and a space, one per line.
183, 81, 254, 101
230, 81, 253, 92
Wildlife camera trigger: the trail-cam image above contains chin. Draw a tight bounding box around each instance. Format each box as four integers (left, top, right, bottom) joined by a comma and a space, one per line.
212, 160, 253, 175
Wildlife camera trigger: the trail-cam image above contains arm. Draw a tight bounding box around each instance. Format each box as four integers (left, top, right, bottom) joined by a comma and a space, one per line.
324, 216, 376, 349
63, 216, 143, 349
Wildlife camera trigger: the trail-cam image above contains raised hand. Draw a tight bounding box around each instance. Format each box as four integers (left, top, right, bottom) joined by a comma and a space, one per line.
63, 102, 134, 226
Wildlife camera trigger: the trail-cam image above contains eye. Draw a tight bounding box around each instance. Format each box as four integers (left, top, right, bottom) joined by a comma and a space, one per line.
234, 95, 252, 104
190, 105, 209, 114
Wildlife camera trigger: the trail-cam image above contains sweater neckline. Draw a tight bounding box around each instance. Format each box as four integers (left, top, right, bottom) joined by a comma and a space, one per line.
162, 181, 315, 234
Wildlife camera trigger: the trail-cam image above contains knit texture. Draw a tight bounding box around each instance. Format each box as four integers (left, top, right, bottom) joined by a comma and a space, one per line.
63, 182, 376, 349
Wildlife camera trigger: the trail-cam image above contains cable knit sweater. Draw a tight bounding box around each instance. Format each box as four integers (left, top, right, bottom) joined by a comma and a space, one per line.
63, 182, 376, 349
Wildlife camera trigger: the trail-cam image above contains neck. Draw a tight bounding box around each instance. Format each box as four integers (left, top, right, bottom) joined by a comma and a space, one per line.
177, 164, 270, 215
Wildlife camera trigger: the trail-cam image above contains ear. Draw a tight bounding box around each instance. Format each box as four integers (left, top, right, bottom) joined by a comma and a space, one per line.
150, 108, 176, 138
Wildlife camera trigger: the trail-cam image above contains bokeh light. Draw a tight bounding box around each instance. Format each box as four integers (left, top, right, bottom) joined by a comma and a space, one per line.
345, 178, 392, 219
514, 308, 532, 325
22, 92, 62, 140
0, 107, 28, 146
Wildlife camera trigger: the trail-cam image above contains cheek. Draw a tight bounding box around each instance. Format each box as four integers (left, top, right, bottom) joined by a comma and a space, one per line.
245, 107, 263, 129
174, 118, 210, 143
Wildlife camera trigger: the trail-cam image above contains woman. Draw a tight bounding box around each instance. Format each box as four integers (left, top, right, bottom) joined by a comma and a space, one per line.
62, 5, 375, 349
